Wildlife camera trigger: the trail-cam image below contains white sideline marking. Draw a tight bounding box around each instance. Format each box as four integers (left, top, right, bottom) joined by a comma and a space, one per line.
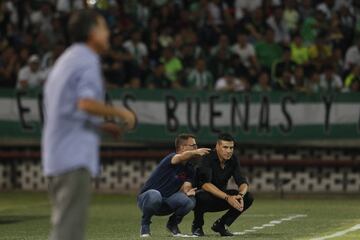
309, 224, 360, 240
174, 234, 198, 238
233, 214, 307, 236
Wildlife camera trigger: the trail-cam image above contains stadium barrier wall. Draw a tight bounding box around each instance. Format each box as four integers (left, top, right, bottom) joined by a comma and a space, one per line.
0, 88, 360, 144
0, 145, 359, 193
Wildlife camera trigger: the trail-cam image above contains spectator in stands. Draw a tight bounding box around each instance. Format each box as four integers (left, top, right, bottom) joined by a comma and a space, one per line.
234, 0, 262, 20
273, 47, 297, 82
208, 48, 231, 80
242, 8, 267, 41
338, 5, 356, 49
275, 69, 295, 91
127, 77, 142, 89
123, 31, 148, 65
347, 79, 360, 92
332, 48, 345, 74
344, 65, 360, 90
316, 0, 335, 20
252, 71, 272, 92
0, 1, 358, 93
147, 31, 162, 65
146, 63, 171, 89
290, 34, 309, 65
344, 38, 360, 71
301, 10, 326, 45
306, 71, 322, 93
266, 6, 290, 43
293, 65, 307, 92
298, 0, 315, 20
16, 55, 44, 90
0, 46, 19, 88
206, 0, 228, 26
319, 65, 343, 92
187, 58, 214, 90
161, 47, 183, 87
231, 32, 258, 69
211, 34, 231, 58
283, 0, 300, 33
215, 69, 248, 92
308, 32, 332, 64
255, 28, 283, 71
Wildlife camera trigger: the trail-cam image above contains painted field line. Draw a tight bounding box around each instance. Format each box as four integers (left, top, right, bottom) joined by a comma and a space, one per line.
233, 214, 307, 236
309, 224, 360, 240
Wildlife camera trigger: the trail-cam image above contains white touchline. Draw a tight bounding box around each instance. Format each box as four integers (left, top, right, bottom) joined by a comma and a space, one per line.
309, 224, 360, 240
233, 214, 307, 236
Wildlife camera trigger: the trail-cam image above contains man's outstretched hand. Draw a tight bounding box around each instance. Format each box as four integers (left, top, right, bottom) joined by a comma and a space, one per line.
194, 148, 211, 156
186, 188, 197, 197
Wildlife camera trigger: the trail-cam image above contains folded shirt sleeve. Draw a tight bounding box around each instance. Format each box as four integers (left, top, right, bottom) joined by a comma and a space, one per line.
232, 156, 248, 186
76, 65, 105, 128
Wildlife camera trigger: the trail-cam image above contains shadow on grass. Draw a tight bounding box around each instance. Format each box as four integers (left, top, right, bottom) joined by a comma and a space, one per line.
0, 215, 48, 225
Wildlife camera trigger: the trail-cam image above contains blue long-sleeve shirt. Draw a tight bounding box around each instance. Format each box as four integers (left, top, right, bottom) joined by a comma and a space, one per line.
42, 44, 104, 177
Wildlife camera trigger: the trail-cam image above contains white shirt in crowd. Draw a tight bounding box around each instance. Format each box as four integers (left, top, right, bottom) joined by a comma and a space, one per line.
319, 74, 343, 91
266, 16, 290, 43
231, 43, 256, 67
215, 77, 246, 92
17, 66, 44, 89
234, 0, 262, 20
344, 45, 360, 70
123, 40, 148, 64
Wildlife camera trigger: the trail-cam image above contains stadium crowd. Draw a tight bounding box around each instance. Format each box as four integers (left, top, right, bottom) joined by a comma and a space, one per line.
0, 0, 359, 93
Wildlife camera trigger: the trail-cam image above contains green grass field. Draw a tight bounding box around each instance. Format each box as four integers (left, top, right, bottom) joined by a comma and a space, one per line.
0, 192, 360, 240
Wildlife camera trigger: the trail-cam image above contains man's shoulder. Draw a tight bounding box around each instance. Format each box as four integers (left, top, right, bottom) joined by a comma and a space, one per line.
202, 150, 217, 163
159, 152, 177, 165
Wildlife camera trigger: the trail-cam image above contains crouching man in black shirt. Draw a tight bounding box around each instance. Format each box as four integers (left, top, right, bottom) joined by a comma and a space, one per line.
192, 133, 254, 237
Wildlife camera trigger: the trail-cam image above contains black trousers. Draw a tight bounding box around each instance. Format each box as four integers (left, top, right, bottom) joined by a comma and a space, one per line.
193, 189, 254, 227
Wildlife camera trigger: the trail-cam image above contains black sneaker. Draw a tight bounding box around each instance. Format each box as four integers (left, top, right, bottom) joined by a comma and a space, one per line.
192, 224, 205, 237
140, 225, 151, 237
166, 217, 181, 236
211, 219, 234, 237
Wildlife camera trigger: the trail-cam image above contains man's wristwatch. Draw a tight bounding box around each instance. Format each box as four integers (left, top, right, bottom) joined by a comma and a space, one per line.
239, 192, 245, 197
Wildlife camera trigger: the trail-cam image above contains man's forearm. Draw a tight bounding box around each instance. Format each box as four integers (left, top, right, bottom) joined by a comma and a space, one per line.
171, 150, 199, 164
202, 183, 227, 200
238, 183, 248, 196
78, 98, 127, 118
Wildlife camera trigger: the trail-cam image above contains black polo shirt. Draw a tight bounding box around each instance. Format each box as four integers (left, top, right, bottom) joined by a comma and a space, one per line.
196, 150, 248, 191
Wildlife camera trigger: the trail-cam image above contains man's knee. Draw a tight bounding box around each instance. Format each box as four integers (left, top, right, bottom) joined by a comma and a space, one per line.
244, 192, 254, 209
143, 190, 163, 210
184, 196, 196, 211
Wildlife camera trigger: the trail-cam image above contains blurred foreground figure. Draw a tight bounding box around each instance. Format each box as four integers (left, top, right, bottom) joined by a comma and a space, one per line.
42, 10, 135, 240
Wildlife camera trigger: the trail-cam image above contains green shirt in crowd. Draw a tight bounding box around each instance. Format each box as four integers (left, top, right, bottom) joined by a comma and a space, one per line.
255, 41, 283, 69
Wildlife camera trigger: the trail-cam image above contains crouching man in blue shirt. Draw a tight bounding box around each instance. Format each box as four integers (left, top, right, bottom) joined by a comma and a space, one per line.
138, 134, 210, 237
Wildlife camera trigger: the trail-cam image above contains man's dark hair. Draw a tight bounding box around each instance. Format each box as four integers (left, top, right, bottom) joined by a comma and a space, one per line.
175, 133, 196, 151
68, 9, 102, 43
217, 133, 235, 142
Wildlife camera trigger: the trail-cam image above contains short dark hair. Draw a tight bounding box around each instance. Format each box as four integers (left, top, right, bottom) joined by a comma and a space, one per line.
217, 133, 235, 143
68, 9, 102, 43
175, 133, 196, 151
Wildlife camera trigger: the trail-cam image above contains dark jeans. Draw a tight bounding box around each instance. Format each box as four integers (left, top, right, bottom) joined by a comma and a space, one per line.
193, 189, 254, 227
137, 189, 196, 226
